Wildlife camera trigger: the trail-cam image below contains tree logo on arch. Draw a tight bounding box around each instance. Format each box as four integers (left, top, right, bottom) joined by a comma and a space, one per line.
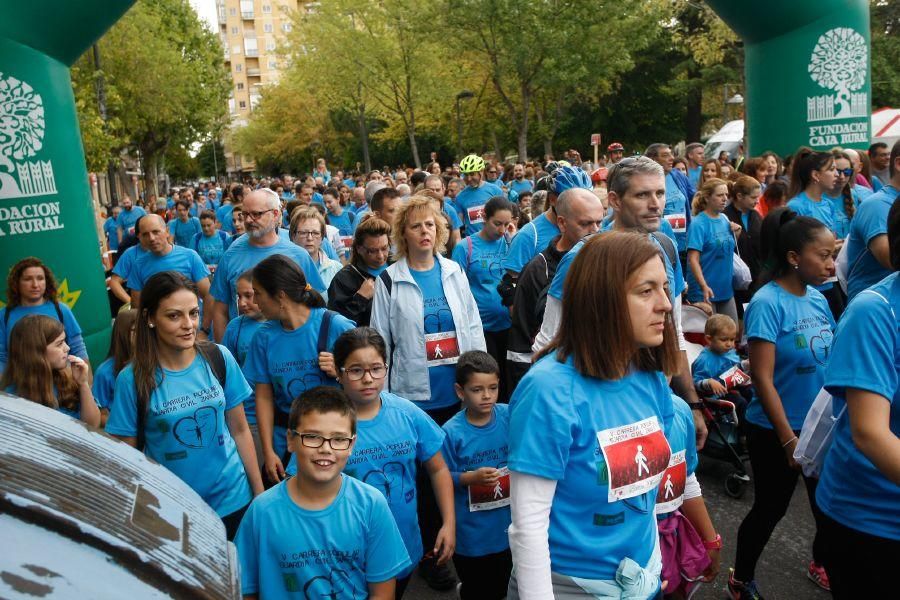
806, 27, 867, 122
0, 72, 57, 200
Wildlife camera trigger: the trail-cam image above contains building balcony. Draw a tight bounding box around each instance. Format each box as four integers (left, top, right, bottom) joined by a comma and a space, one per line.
245, 49, 259, 57
246, 68, 261, 77
241, 11, 254, 19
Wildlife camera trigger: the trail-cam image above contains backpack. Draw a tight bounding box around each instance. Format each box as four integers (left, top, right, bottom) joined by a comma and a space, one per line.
4, 301, 64, 328
650, 230, 678, 269
135, 340, 227, 452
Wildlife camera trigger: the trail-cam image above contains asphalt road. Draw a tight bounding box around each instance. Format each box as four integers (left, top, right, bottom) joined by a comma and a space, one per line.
405, 453, 830, 600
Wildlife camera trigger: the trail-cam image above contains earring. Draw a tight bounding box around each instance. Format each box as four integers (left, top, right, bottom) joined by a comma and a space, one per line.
149, 323, 155, 328
792, 264, 799, 270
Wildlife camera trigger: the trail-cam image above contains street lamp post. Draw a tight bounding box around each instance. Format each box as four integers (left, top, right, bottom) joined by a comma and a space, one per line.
723, 84, 744, 122
456, 90, 474, 160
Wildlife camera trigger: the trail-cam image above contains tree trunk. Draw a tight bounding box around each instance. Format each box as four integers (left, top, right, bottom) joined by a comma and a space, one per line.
491, 129, 502, 162
142, 151, 159, 201
685, 63, 703, 142
407, 106, 421, 169
358, 102, 371, 173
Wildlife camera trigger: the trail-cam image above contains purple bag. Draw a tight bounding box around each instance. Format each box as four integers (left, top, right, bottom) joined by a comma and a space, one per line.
658, 511, 711, 597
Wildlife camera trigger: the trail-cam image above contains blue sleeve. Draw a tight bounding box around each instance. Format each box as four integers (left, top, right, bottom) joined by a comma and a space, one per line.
209, 256, 230, 303
549, 247, 575, 300
126, 259, 144, 291
503, 225, 538, 273
234, 502, 260, 594
787, 198, 808, 216
112, 250, 132, 279
189, 251, 212, 282
61, 305, 88, 360
168, 220, 177, 235
744, 295, 779, 344
222, 319, 239, 358
691, 352, 711, 384
445, 207, 462, 230
220, 344, 252, 411
687, 216, 705, 252
365, 494, 413, 582
508, 369, 576, 480
859, 199, 890, 245
413, 406, 446, 462
450, 240, 469, 274
440, 427, 463, 487
242, 326, 271, 385
105, 368, 139, 437
825, 291, 897, 401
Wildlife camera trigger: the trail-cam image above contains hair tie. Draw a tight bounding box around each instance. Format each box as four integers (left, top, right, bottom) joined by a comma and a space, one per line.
305, 283, 311, 291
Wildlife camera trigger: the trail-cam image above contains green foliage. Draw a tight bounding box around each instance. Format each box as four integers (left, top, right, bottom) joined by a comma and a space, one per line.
871, 0, 899, 108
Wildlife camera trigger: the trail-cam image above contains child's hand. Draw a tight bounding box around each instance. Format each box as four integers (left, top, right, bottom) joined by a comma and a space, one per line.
318, 352, 337, 379
471, 467, 501, 486
432, 524, 456, 565
702, 547, 721, 582
707, 379, 728, 397
69, 356, 90, 386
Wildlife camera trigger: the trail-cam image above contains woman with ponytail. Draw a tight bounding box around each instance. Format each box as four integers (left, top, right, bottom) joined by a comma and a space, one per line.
686, 178, 738, 320
242, 254, 355, 484
727, 208, 836, 598
787, 146, 845, 318
824, 150, 857, 240
106, 271, 263, 539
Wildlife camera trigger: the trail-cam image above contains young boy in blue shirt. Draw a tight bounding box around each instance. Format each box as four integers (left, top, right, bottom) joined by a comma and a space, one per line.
442, 351, 512, 600
691, 314, 751, 425
234, 387, 410, 600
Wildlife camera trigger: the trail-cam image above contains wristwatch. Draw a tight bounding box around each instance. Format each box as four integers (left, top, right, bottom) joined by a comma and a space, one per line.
703, 533, 722, 550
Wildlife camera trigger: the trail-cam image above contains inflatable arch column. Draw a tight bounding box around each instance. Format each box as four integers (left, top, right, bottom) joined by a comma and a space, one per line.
0, 1, 135, 363
706, 0, 871, 156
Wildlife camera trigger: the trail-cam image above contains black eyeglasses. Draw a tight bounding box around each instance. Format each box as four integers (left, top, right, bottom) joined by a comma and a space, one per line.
289, 431, 355, 450
244, 208, 276, 221
341, 364, 388, 381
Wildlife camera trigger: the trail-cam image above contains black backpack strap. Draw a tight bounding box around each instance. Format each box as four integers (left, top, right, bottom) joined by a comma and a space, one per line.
197, 340, 227, 390
379, 269, 393, 295
317, 310, 335, 355
3, 301, 64, 327
651, 231, 677, 268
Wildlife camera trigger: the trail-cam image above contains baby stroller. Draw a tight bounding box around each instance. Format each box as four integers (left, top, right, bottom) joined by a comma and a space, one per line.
681, 304, 751, 499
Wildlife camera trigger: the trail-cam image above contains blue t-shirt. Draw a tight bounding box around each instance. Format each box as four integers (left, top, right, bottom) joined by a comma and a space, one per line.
105, 345, 253, 516
0, 302, 88, 373
509, 354, 673, 580
104, 217, 120, 251
234, 476, 411, 598
128, 245, 210, 291
818, 273, 900, 540
409, 262, 459, 410
655, 396, 698, 517
502, 212, 560, 274
210, 236, 326, 320
194, 231, 231, 267
455, 182, 505, 234
349, 202, 368, 217
92, 358, 117, 410
168, 217, 202, 247
788, 191, 837, 233
332, 392, 445, 573
686, 212, 735, 302
852, 184, 874, 207
445, 199, 463, 224
550, 230, 686, 302
111, 245, 147, 282
743, 281, 835, 430
451, 235, 511, 332
242, 309, 355, 458
216, 203, 235, 234
116, 206, 146, 236
664, 172, 688, 252
509, 179, 534, 196
846, 185, 899, 301
824, 193, 852, 240
441, 404, 511, 556
328, 209, 355, 238
443, 204, 462, 231
222, 314, 266, 425
691, 347, 741, 386
688, 166, 702, 190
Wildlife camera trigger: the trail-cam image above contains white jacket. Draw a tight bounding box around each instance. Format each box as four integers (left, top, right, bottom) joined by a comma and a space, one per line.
371, 255, 486, 403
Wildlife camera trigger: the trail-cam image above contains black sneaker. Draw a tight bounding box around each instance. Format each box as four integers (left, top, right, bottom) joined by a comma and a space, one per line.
419, 557, 457, 591
727, 569, 765, 600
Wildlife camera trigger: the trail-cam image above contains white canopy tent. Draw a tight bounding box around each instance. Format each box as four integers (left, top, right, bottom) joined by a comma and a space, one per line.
872, 107, 900, 148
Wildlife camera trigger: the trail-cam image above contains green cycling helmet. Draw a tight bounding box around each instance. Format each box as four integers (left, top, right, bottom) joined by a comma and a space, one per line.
459, 154, 486, 174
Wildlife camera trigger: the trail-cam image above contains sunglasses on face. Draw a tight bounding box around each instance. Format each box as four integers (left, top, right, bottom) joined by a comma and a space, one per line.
837, 168, 853, 177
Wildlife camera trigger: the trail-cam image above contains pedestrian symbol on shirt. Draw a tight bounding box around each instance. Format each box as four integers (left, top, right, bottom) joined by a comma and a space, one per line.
467, 205, 486, 224
655, 450, 687, 515
425, 331, 460, 366
664, 475, 674, 499
597, 417, 671, 502
469, 466, 511, 512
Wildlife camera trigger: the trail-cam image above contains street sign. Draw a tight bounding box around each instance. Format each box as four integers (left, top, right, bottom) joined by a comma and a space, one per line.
590, 133, 601, 146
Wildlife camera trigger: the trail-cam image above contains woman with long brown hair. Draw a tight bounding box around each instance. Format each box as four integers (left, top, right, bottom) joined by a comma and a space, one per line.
0, 257, 88, 374
91, 309, 137, 425
507, 231, 680, 598
106, 271, 263, 539
1, 314, 100, 427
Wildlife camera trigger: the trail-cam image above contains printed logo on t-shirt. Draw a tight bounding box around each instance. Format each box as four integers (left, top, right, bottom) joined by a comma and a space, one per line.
425, 331, 460, 366
282, 566, 361, 597
655, 449, 687, 514
596, 416, 671, 502
340, 235, 353, 248
665, 213, 686, 233
468, 466, 511, 512
810, 329, 833, 365
719, 365, 752, 389
467, 205, 486, 225
360, 461, 414, 505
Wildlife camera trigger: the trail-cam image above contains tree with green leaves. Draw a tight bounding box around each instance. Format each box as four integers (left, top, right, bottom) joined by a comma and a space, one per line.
871, 0, 898, 109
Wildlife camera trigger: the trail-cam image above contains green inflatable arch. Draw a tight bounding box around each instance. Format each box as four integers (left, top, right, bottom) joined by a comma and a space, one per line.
0, 1, 135, 364
707, 0, 872, 156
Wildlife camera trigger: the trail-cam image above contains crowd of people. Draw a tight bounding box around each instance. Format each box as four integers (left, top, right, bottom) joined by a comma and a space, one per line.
2, 139, 900, 600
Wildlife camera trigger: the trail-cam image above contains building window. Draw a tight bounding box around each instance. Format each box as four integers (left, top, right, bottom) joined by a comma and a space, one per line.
235, 63, 242, 72
244, 37, 258, 57
239, 101, 247, 109
262, 4, 272, 13
231, 26, 238, 35
232, 44, 241, 55
263, 22, 273, 33
282, 22, 292, 32
237, 82, 244, 90
228, 98, 236, 113
229, 7, 236, 16
266, 39, 276, 51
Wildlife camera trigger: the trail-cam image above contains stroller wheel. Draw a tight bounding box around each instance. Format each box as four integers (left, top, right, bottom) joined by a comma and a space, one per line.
724, 472, 748, 498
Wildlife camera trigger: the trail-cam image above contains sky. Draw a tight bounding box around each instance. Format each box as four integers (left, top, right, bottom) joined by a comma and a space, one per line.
189, 0, 217, 31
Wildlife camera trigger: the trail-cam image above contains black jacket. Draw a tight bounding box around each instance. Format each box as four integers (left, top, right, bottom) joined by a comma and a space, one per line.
507, 236, 566, 356
327, 263, 375, 326
724, 204, 763, 281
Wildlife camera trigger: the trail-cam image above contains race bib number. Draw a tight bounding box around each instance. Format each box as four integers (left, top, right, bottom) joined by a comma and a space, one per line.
719, 365, 751, 388
468, 466, 511, 512
340, 235, 353, 248
655, 450, 687, 514
665, 213, 687, 233
467, 204, 486, 225
425, 331, 460, 366
597, 417, 671, 502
